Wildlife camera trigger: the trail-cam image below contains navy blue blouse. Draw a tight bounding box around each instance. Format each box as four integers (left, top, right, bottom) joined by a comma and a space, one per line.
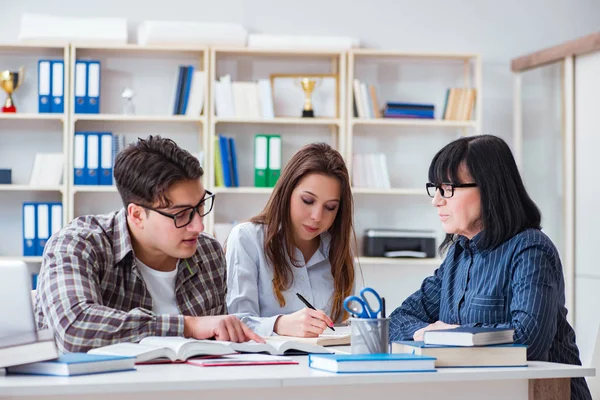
389, 228, 591, 400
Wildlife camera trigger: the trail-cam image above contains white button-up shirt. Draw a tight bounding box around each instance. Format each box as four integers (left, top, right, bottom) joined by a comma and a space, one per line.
225, 222, 336, 336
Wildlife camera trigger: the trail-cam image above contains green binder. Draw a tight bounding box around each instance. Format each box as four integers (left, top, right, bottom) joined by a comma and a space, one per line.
254, 135, 269, 187
267, 135, 281, 187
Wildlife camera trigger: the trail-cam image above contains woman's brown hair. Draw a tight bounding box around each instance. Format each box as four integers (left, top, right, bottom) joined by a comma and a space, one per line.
250, 142, 355, 322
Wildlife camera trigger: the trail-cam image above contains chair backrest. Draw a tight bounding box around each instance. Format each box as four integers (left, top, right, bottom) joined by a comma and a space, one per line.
589, 325, 600, 399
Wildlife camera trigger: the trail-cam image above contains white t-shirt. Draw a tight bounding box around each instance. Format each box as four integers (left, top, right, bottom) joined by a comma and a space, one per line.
136, 258, 180, 315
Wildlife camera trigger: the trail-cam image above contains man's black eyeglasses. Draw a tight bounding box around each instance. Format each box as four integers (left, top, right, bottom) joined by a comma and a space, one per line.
426, 182, 477, 198
138, 191, 215, 228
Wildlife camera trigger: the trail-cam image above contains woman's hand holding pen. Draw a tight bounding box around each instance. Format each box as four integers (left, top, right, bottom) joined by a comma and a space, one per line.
274, 308, 335, 337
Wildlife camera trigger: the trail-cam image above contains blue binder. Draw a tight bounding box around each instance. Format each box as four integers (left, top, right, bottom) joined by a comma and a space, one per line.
218, 134, 233, 187
85, 132, 100, 185
173, 65, 186, 115
180, 65, 194, 114
74, 61, 87, 114
73, 132, 87, 185
50, 60, 64, 114
99, 132, 113, 185
22, 202, 37, 257
36, 203, 50, 256
86, 61, 101, 114
37, 60, 51, 113
228, 137, 239, 187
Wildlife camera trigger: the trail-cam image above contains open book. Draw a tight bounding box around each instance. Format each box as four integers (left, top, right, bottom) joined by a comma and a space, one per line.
266, 325, 351, 347
88, 336, 334, 364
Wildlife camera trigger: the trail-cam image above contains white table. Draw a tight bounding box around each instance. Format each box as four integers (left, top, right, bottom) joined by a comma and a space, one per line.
0, 358, 594, 400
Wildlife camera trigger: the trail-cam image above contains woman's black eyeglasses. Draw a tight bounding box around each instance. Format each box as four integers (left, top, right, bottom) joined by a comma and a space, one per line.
426, 183, 477, 198
138, 191, 215, 228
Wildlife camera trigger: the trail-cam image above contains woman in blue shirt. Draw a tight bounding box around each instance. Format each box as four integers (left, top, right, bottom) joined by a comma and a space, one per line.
389, 134, 591, 399
225, 143, 356, 337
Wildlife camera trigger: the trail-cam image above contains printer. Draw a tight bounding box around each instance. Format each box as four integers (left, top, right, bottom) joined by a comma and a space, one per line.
363, 229, 436, 258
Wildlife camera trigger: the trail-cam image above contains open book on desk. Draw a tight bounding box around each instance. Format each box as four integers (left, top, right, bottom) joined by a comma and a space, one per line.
266, 325, 351, 347
88, 336, 334, 364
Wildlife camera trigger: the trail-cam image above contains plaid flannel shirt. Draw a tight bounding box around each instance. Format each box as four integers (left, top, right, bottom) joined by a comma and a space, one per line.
34, 208, 227, 353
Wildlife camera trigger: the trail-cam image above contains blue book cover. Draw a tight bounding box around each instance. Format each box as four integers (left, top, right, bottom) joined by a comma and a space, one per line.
7, 353, 135, 376
308, 353, 436, 374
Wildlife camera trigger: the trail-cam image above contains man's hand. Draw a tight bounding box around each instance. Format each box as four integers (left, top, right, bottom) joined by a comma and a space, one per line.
184, 315, 265, 343
413, 320, 459, 341
274, 308, 334, 337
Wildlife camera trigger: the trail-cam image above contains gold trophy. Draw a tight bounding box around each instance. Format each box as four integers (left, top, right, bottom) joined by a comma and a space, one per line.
300, 77, 318, 118
0, 67, 24, 113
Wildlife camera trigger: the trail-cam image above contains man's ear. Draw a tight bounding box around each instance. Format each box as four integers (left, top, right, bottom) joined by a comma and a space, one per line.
127, 203, 147, 229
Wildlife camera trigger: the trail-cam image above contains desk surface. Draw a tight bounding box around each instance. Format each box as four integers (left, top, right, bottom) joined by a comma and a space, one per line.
0, 357, 594, 397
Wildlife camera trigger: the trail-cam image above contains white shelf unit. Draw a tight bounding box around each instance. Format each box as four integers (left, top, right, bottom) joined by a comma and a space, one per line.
347, 50, 482, 275
0, 43, 70, 263
205, 47, 347, 234
66, 44, 210, 221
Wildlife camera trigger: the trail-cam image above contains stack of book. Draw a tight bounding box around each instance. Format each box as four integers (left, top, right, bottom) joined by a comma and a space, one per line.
442, 88, 476, 121
392, 327, 527, 368
352, 79, 381, 118
172, 65, 206, 116
382, 102, 434, 119
214, 75, 274, 119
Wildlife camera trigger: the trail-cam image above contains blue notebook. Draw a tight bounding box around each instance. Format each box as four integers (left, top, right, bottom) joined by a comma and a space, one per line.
308, 353, 436, 374
7, 353, 135, 376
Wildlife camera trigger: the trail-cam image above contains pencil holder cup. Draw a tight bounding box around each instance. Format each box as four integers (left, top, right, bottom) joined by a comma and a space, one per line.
350, 317, 390, 354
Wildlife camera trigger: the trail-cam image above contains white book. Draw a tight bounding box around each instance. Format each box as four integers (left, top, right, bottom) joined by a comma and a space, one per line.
232, 82, 260, 118
29, 153, 64, 187
220, 75, 235, 117
257, 79, 275, 119
185, 70, 206, 117
353, 79, 365, 118
377, 153, 391, 189
88, 336, 334, 363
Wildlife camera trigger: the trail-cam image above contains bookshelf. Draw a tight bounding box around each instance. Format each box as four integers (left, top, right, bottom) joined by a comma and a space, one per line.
205, 47, 347, 234
346, 49, 482, 269
0, 43, 483, 286
0, 43, 69, 265
65, 44, 209, 221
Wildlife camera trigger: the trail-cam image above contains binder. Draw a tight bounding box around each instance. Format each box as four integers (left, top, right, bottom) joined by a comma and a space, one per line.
180, 65, 194, 115
37, 60, 51, 113
86, 61, 101, 114
22, 202, 37, 257
214, 138, 224, 187
49, 202, 63, 237
85, 133, 100, 185
99, 132, 113, 185
218, 134, 233, 187
228, 137, 239, 187
50, 60, 64, 113
267, 135, 281, 187
173, 65, 185, 115
74, 61, 87, 114
254, 135, 268, 188
36, 203, 50, 256
73, 133, 86, 185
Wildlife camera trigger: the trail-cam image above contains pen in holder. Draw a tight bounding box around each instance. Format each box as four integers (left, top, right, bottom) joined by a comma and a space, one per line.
350, 317, 390, 354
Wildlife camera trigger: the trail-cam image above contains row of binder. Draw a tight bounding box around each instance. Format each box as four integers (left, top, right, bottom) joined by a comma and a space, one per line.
254, 134, 281, 188
23, 202, 63, 257
38, 60, 65, 113
74, 60, 101, 114
74, 132, 125, 186
214, 135, 239, 187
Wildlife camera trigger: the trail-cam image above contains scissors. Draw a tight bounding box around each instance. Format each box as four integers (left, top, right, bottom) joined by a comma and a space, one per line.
343, 287, 383, 319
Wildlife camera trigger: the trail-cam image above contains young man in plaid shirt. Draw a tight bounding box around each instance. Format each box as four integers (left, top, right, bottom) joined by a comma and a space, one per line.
35, 135, 262, 353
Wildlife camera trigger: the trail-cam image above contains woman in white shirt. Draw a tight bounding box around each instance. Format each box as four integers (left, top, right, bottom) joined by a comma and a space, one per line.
225, 142, 356, 337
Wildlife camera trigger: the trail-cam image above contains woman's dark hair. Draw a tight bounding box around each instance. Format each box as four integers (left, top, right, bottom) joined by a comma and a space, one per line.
250, 142, 356, 322
114, 135, 203, 208
429, 134, 541, 253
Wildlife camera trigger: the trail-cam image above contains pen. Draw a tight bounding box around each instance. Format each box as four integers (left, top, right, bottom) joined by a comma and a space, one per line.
296, 292, 335, 331
381, 297, 386, 318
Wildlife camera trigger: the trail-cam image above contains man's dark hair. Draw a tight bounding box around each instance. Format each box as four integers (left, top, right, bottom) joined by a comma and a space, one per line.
113, 135, 203, 208
429, 134, 541, 253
